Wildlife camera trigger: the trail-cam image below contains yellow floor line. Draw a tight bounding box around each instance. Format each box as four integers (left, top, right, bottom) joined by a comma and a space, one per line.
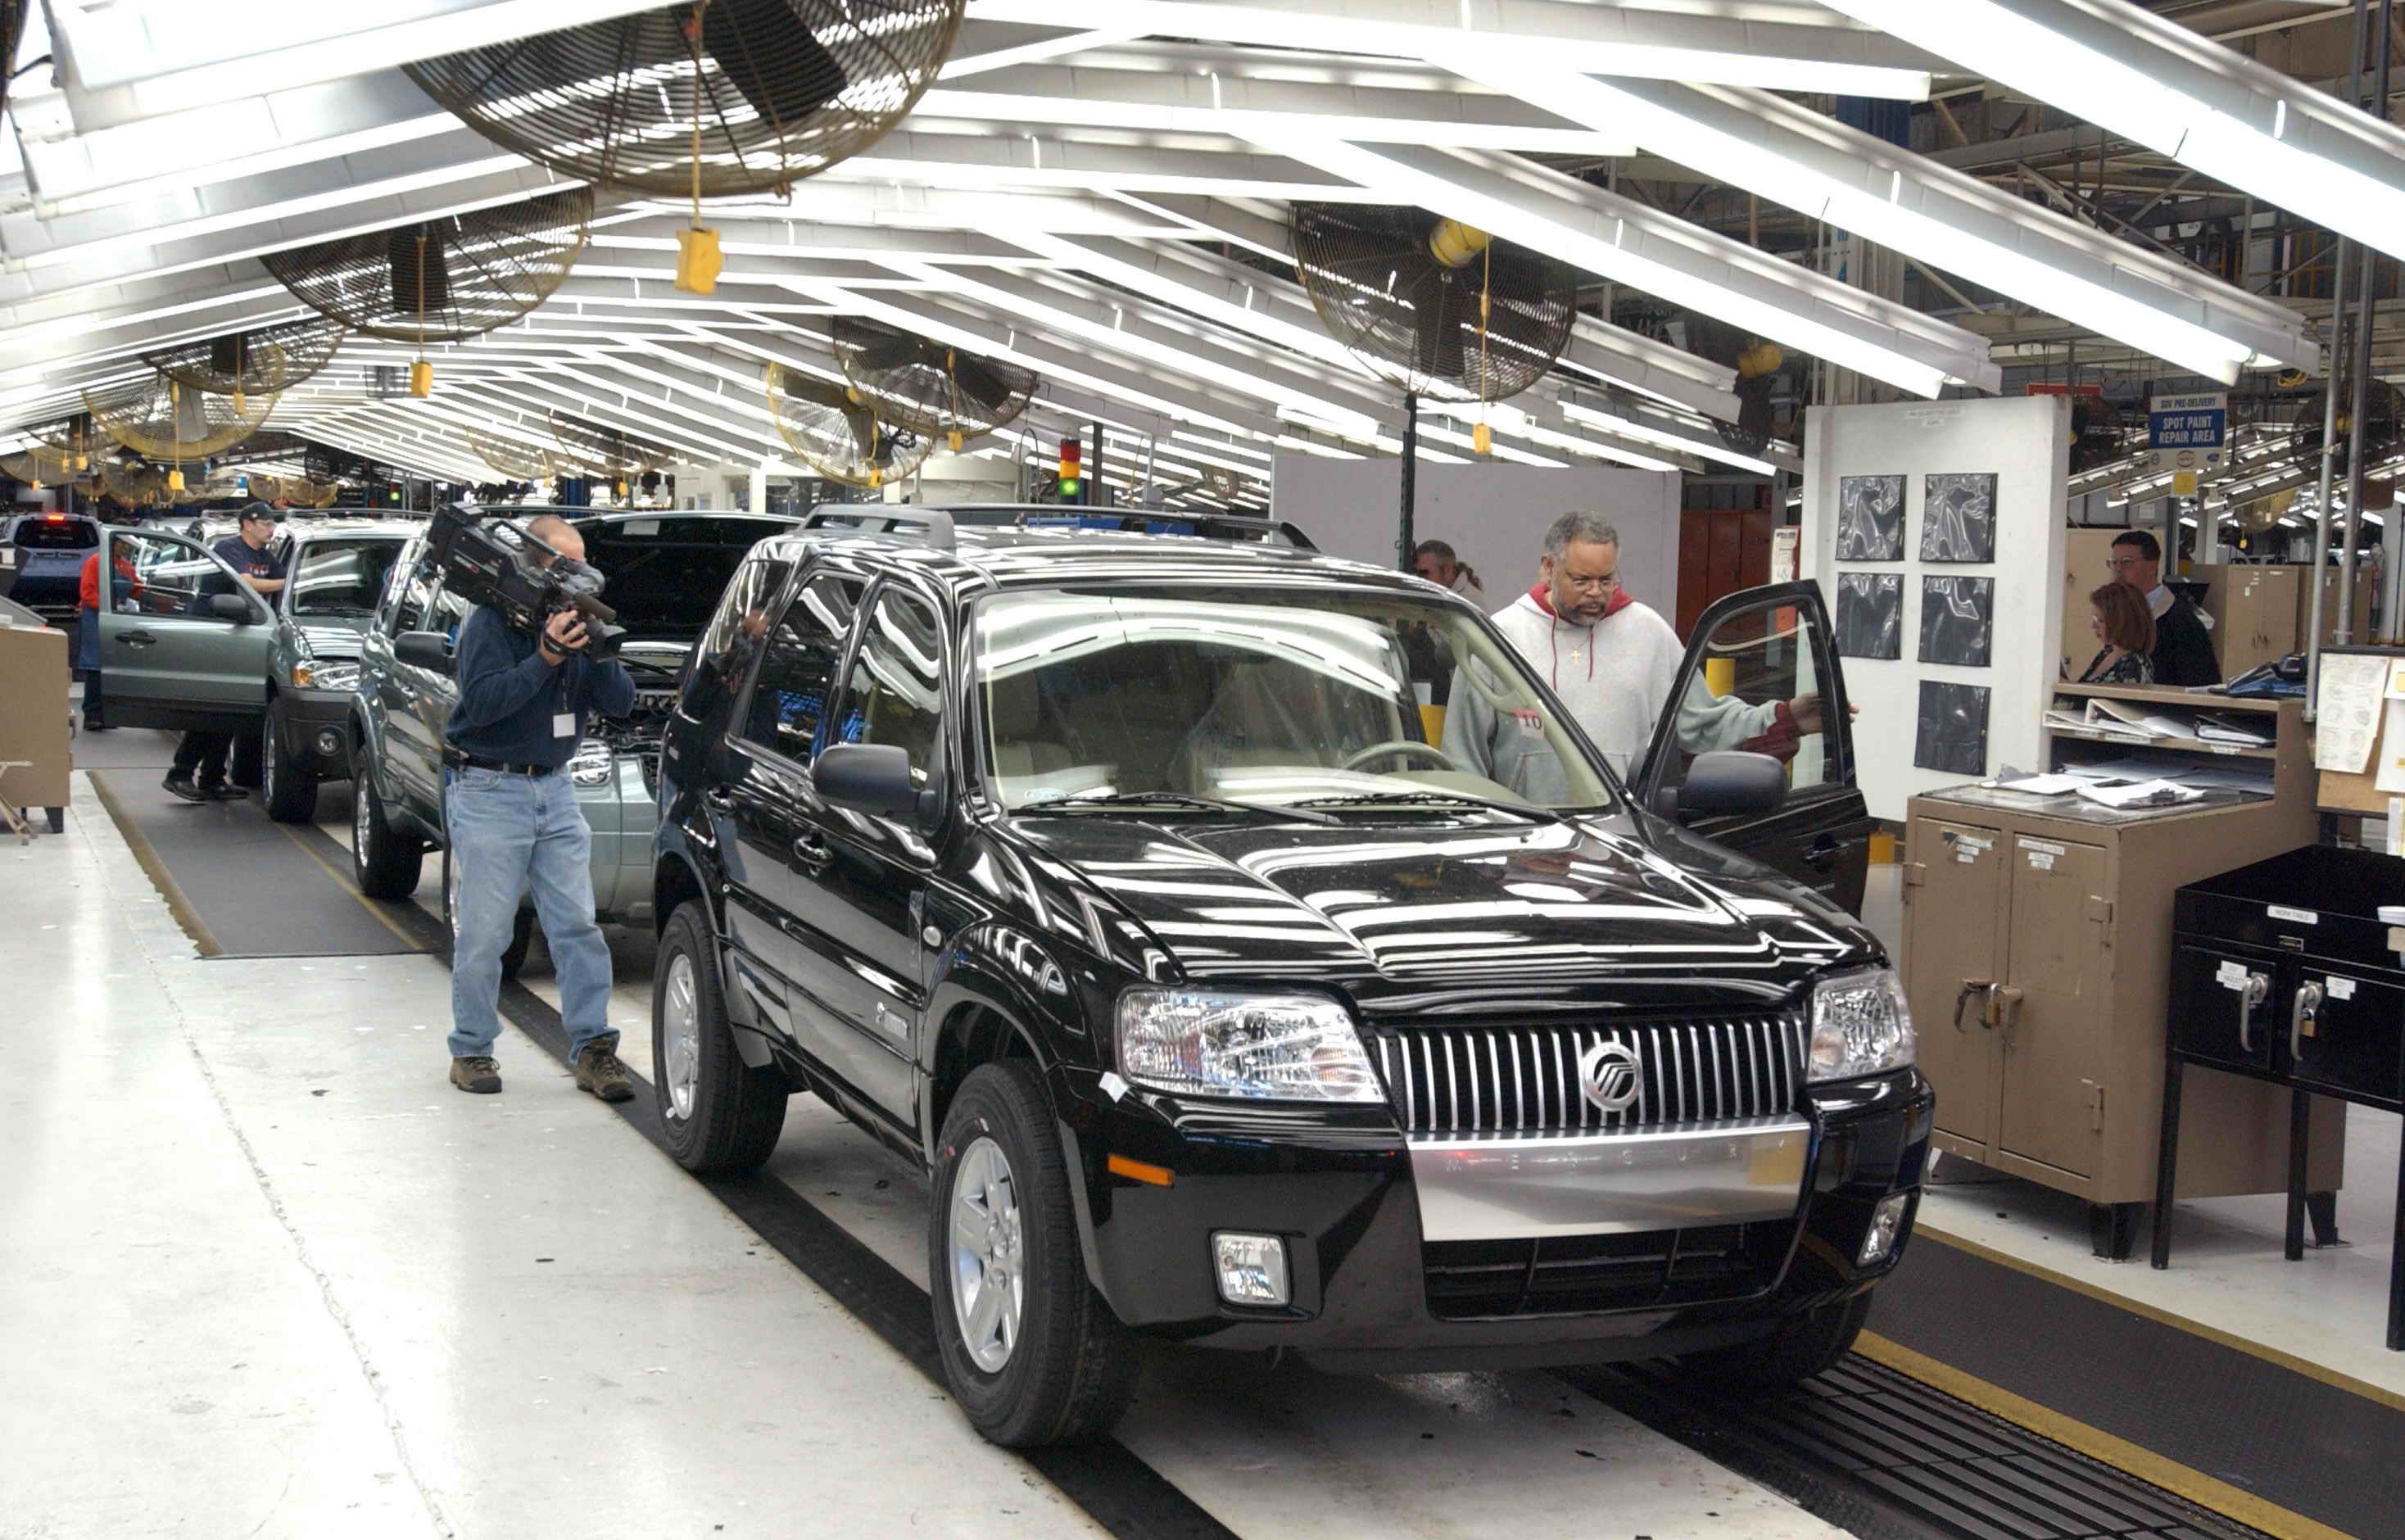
269, 819, 427, 953
1856, 1332, 2359, 1540
88, 771, 220, 958
1913, 1222, 2405, 1415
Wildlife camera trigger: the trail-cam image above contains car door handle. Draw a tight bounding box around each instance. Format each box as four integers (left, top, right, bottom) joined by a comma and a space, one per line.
791, 832, 832, 872
115, 629, 156, 646
1804, 833, 1859, 870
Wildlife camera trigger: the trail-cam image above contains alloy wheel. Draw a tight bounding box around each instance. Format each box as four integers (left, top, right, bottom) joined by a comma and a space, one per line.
353, 780, 372, 870
948, 1135, 1026, 1375
261, 718, 276, 802
662, 951, 700, 1121
446, 855, 461, 942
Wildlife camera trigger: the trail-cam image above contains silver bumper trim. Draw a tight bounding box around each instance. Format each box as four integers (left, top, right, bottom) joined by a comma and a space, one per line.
1407, 1116, 1812, 1242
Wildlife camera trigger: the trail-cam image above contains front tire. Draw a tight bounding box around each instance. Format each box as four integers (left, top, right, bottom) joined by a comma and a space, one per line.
351, 755, 423, 899
442, 851, 537, 979
260, 709, 319, 824
229, 718, 265, 790
653, 900, 786, 1172
1679, 1289, 1873, 1390
930, 1060, 1136, 1447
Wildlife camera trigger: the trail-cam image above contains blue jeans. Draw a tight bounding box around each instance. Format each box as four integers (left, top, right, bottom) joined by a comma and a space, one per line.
444, 766, 617, 1062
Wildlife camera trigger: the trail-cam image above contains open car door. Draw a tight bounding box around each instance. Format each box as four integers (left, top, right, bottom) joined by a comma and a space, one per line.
94, 526, 275, 732
1633, 581, 1876, 917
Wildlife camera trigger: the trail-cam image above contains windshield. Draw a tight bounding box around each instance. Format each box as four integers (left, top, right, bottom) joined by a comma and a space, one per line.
289, 537, 403, 617
12, 516, 96, 551
973, 586, 1617, 814
573, 516, 790, 641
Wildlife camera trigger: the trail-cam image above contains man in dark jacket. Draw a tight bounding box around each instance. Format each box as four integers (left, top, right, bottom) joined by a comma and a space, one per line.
440, 514, 636, 1101
164, 504, 287, 800
2109, 530, 2218, 686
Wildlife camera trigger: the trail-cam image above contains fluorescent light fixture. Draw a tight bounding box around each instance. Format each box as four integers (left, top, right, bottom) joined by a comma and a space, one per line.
962, 1, 1933, 98
1250, 133, 1987, 399
1556, 391, 1782, 475
1439, 57, 2316, 384
911, 85, 1638, 157
1822, 0, 2405, 269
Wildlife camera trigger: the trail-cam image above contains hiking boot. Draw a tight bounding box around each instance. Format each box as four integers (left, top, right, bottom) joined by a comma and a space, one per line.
449, 1056, 503, 1094
203, 784, 248, 801
162, 774, 205, 804
575, 1043, 634, 1103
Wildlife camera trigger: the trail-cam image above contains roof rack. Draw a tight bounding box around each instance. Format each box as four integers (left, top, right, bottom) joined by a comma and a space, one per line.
933, 504, 1316, 550
799, 506, 956, 550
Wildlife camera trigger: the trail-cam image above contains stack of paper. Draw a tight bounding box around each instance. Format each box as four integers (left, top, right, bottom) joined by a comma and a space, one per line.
2194, 713, 2272, 747
2077, 778, 2206, 809
1995, 772, 2087, 795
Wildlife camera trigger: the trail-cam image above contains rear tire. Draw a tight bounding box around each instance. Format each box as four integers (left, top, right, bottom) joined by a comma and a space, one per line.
260, 710, 319, 824
442, 852, 537, 980
351, 756, 423, 899
930, 1060, 1136, 1447
653, 900, 786, 1173
1679, 1289, 1873, 1390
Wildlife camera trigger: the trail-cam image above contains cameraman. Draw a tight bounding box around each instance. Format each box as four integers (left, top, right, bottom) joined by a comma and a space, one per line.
441, 514, 636, 1102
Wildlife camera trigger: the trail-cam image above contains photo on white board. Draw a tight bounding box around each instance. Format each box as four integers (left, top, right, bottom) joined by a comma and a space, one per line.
1836, 572, 1903, 659
1915, 680, 1990, 777
1920, 473, 1999, 563
1918, 575, 1995, 668
1833, 474, 1905, 561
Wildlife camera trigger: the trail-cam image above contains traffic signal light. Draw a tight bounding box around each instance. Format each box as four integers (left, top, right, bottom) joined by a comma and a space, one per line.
1058, 437, 1082, 502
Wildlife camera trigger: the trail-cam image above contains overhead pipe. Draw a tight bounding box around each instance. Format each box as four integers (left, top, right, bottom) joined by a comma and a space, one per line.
2339, 0, 2394, 647
2308, 0, 2371, 713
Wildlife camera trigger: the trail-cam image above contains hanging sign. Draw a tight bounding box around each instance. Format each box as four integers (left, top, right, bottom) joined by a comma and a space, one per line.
2147, 391, 2226, 477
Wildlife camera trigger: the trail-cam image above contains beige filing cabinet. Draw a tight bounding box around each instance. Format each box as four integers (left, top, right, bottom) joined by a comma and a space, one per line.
1902, 684, 2345, 1258
0, 620, 70, 836
2303, 565, 2380, 647
2188, 563, 2298, 681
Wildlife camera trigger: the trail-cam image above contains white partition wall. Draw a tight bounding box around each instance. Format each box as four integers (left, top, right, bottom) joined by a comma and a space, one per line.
1802, 395, 2072, 822
1270, 457, 1682, 614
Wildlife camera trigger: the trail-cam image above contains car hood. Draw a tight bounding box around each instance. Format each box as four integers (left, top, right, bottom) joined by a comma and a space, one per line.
1000, 811, 1875, 1020
291, 617, 375, 656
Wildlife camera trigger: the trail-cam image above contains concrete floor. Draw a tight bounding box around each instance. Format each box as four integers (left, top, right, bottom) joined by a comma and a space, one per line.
5, 749, 1841, 1539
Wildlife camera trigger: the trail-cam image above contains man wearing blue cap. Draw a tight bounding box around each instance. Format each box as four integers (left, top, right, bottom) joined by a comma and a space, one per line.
164, 503, 288, 802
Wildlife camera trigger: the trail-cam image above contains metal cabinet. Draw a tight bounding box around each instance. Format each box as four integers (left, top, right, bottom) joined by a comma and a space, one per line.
1903, 691, 2344, 1257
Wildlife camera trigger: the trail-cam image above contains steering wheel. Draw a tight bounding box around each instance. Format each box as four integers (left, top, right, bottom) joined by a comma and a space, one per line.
1342, 741, 1456, 773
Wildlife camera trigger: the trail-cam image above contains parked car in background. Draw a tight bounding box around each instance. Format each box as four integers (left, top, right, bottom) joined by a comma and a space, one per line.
2, 510, 102, 629
257, 519, 415, 822
350, 508, 796, 972
648, 512, 1923, 1447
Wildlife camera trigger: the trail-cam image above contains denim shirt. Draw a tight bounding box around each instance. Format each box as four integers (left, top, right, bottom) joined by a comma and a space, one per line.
443, 605, 635, 768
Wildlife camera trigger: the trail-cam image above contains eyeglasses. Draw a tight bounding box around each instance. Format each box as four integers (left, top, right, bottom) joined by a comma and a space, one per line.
2104, 555, 2147, 572
1561, 573, 1621, 593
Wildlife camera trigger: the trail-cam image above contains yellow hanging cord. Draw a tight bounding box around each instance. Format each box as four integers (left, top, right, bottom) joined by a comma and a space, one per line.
1473, 245, 1493, 456
945, 348, 964, 453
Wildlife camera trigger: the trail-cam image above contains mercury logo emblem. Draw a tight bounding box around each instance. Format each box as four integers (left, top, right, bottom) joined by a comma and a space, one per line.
1578, 1040, 1642, 1114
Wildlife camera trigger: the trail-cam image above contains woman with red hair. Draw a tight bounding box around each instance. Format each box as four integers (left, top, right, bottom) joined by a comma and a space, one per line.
2078, 580, 2157, 685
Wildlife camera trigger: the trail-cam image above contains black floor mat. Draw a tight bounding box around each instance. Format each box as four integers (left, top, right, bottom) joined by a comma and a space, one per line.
90, 770, 422, 958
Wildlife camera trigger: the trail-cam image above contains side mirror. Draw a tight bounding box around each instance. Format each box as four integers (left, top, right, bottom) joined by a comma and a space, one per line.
1654, 750, 1787, 821
813, 742, 930, 822
210, 592, 255, 624
395, 630, 455, 676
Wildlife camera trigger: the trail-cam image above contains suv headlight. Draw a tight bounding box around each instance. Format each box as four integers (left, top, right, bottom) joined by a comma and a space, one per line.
567, 736, 614, 787
1115, 988, 1384, 1103
1808, 967, 1915, 1083
292, 658, 360, 691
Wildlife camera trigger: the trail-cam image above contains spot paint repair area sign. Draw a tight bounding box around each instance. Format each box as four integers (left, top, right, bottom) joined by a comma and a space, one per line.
2147, 391, 2227, 487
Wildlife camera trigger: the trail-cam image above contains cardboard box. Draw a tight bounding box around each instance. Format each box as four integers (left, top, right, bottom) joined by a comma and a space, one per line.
0, 620, 72, 815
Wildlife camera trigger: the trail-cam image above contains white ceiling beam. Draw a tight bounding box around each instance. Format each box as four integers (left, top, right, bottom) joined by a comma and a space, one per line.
1438, 58, 2323, 383
962, 0, 1936, 97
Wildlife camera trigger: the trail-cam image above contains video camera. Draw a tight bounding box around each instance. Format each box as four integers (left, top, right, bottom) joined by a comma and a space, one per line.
423, 504, 624, 659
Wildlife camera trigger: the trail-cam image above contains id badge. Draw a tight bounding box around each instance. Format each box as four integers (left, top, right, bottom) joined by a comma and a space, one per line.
554, 712, 576, 739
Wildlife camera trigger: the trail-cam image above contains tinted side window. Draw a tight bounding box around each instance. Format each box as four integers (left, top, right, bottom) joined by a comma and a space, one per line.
392, 564, 437, 635
740, 574, 863, 764
686, 556, 792, 721
835, 589, 944, 786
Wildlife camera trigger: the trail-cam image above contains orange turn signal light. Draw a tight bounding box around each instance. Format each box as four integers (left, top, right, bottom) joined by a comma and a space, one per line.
1106, 1153, 1175, 1188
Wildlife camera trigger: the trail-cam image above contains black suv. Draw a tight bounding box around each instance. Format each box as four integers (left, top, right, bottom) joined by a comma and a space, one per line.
650, 511, 1927, 1447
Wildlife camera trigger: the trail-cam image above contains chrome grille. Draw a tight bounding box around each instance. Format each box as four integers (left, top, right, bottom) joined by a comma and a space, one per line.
1369, 1012, 1808, 1135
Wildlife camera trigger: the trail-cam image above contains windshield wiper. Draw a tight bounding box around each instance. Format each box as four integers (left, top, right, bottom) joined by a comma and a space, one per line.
1019, 790, 1338, 826
1292, 789, 1562, 823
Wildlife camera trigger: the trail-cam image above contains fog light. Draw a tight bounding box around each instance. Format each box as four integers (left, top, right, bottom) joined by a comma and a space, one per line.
315, 729, 342, 757
1859, 1192, 1911, 1266
1212, 1232, 1289, 1307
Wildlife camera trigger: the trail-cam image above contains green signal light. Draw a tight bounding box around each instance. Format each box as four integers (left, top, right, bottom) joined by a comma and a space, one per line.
1058, 475, 1081, 499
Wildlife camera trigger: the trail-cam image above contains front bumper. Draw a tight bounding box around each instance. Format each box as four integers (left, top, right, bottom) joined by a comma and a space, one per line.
1053, 1067, 1932, 1372
272, 687, 361, 777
